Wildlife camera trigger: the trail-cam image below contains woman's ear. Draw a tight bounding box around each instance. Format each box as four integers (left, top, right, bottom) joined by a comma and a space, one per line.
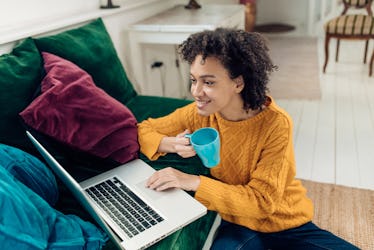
234, 76, 245, 93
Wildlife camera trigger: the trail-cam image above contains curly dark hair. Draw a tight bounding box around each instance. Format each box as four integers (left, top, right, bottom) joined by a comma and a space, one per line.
178, 28, 277, 110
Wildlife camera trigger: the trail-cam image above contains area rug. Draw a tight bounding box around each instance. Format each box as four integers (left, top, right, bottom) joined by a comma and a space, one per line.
301, 179, 374, 250
265, 37, 321, 100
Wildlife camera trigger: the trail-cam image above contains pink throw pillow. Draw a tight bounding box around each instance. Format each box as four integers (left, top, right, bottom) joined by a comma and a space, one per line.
20, 52, 139, 164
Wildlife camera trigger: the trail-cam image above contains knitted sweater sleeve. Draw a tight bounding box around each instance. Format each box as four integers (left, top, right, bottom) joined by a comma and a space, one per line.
195, 115, 295, 220
137, 104, 196, 160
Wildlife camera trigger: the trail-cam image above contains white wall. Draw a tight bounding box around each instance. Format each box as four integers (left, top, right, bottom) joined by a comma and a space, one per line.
0, 0, 179, 93
0, 0, 332, 97
0, 0, 98, 28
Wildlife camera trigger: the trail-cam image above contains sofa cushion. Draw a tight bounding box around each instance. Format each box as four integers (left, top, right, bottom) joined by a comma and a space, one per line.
0, 38, 43, 150
20, 52, 139, 164
33, 18, 137, 105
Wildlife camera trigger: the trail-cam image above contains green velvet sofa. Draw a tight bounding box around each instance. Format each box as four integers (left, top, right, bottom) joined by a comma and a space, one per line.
0, 18, 216, 249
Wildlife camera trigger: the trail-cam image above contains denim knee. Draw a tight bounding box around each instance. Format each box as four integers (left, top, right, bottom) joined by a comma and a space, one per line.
210, 220, 265, 250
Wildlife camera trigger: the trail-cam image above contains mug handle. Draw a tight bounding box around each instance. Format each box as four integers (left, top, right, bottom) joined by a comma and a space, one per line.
184, 134, 192, 138
184, 133, 192, 145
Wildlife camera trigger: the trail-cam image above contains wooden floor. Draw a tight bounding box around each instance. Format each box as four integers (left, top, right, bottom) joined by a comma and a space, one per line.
276, 39, 374, 190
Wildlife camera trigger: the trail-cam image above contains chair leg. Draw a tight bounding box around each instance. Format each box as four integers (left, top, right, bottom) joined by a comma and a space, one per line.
341, 3, 348, 15
323, 35, 330, 73
370, 50, 373, 77
335, 39, 340, 62
364, 40, 369, 64
366, 5, 373, 16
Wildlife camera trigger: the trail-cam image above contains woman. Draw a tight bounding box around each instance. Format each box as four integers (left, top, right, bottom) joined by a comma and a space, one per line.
137, 28, 358, 249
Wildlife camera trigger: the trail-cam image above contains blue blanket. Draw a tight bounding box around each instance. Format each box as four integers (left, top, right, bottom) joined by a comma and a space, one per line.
0, 144, 108, 249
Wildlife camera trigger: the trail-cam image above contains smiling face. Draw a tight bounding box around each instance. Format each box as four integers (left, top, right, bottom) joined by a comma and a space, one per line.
190, 55, 246, 121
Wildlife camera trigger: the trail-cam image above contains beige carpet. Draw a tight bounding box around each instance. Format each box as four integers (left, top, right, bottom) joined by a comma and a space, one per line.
301, 179, 374, 250
265, 36, 321, 100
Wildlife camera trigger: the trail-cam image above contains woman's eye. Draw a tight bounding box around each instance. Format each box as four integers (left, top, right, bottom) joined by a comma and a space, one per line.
204, 81, 214, 86
190, 79, 197, 84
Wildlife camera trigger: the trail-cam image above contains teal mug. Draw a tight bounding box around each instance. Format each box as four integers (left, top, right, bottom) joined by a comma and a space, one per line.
185, 127, 220, 168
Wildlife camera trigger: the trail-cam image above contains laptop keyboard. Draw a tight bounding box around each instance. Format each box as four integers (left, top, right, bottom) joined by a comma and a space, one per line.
86, 176, 164, 238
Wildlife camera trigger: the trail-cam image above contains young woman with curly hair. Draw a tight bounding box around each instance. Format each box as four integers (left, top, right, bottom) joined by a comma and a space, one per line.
138, 28, 358, 250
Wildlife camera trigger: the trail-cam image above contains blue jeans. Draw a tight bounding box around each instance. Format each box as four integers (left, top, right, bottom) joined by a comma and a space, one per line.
210, 220, 359, 250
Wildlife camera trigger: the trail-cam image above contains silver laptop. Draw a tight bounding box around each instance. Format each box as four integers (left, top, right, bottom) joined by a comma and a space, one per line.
26, 131, 207, 250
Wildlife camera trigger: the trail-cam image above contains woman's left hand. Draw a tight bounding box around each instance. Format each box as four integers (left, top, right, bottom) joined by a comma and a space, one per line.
146, 167, 200, 192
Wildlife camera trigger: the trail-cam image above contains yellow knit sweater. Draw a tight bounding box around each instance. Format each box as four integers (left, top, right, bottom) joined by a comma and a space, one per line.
137, 98, 314, 232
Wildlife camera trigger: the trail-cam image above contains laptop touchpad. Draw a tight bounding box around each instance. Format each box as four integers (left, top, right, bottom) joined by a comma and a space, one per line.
136, 179, 166, 201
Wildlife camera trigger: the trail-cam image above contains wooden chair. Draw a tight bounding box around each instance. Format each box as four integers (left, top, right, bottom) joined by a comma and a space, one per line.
323, 0, 374, 76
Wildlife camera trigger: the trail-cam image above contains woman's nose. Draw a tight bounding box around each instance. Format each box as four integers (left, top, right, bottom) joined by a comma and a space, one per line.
191, 83, 203, 97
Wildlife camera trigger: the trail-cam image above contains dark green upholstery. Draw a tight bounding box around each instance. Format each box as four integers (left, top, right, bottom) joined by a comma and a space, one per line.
0, 18, 216, 249
0, 38, 43, 151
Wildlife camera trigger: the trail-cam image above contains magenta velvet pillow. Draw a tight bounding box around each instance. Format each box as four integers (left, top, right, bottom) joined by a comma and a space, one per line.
20, 52, 139, 164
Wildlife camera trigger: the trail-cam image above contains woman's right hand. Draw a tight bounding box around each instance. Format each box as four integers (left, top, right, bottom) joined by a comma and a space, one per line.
158, 129, 196, 158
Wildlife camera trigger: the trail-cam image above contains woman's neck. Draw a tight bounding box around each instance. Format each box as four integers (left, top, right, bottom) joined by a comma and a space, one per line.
219, 104, 262, 122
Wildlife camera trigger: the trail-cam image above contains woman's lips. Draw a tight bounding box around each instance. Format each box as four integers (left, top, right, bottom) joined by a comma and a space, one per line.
196, 100, 210, 109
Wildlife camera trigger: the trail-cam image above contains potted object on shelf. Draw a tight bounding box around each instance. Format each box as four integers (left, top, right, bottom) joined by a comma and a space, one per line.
240, 0, 256, 32
185, 0, 201, 9
100, 0, 119, 9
